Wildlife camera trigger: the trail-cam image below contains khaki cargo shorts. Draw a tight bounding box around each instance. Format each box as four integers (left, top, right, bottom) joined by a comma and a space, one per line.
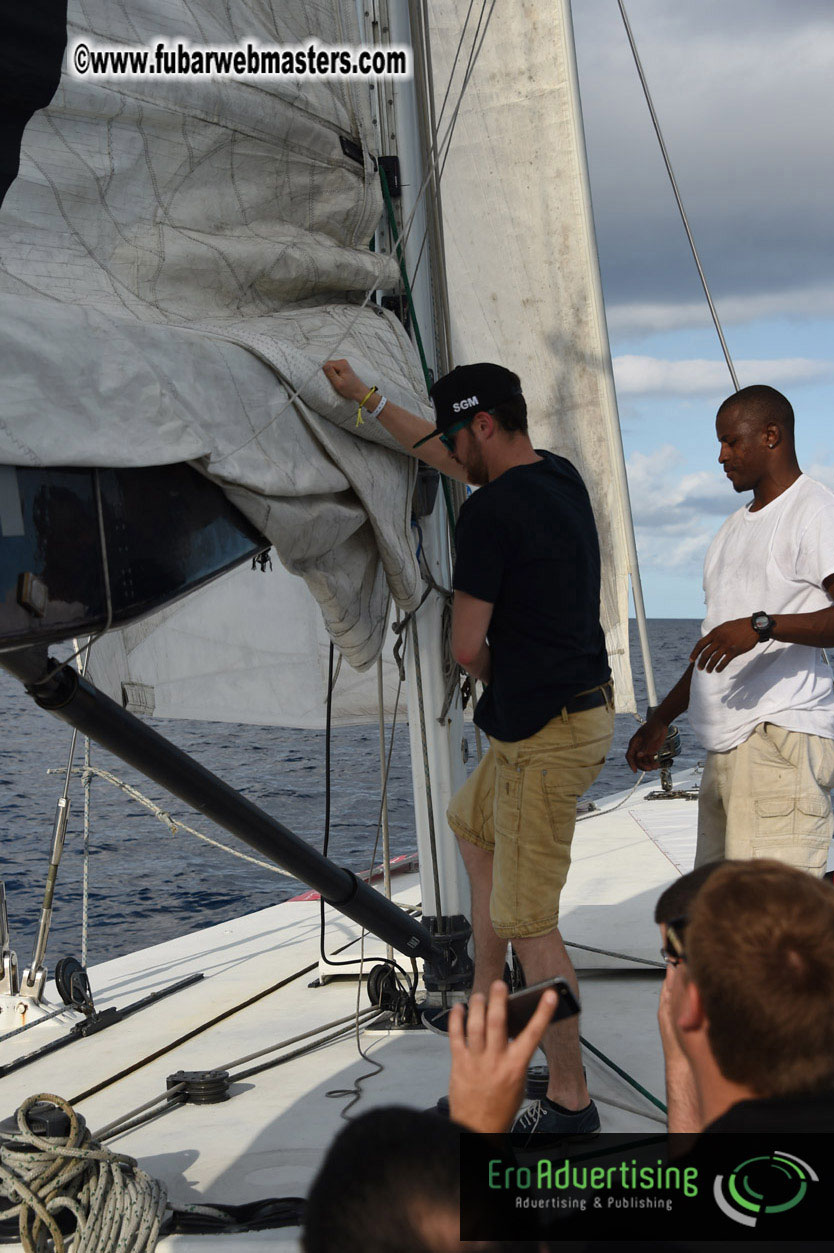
447, 696, 614, 939
696, 723, 834, 876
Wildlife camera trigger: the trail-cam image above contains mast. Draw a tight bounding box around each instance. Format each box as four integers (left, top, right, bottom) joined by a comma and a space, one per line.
370, 0, 472, 973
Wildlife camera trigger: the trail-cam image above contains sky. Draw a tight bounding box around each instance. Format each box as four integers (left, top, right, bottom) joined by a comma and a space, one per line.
571, 0, 834, 617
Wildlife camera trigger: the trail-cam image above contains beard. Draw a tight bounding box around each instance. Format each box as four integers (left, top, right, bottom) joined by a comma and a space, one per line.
461, 444, 489, 486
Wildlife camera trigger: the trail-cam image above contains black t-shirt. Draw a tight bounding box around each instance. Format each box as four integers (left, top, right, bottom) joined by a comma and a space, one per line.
703, 1089, 834, 1133
452, 451, 610, 741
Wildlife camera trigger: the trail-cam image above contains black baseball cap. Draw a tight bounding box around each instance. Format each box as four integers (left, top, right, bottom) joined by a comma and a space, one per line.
413, 363, 523, 448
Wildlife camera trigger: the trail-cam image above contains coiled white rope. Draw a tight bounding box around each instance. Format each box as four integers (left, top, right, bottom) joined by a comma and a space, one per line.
0, 1095, 167, 1253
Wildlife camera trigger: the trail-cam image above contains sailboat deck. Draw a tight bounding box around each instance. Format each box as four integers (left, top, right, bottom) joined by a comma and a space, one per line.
0, 774, 706, 1252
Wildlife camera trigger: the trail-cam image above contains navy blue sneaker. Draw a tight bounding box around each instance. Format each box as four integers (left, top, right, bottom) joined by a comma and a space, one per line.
512, 1097, 600, 1144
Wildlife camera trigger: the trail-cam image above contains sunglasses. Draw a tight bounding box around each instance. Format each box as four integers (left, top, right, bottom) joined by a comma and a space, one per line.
438, 407, 496, 452
660, 918, 687, 966
439, 415, 476, 452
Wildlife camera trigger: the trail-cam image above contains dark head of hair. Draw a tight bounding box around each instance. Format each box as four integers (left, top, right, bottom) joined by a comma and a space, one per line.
303, 1107, 462, 1253
716, 384, 795, 439
490, 388, 528, 436
654, 860, 734, 925
686, 860, 834, 1098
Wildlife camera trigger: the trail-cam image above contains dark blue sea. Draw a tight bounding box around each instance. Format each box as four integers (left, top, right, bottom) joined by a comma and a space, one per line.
0, 620, 702, 968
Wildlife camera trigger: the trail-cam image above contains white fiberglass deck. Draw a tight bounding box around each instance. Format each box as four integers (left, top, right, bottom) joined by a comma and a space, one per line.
1, 774, 704, 1251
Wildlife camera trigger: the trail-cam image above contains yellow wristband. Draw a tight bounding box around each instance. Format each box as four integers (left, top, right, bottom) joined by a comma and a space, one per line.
356, 386, 377, 426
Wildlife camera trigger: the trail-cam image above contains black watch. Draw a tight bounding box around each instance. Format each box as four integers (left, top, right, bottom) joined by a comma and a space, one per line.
751, 610, 775, 642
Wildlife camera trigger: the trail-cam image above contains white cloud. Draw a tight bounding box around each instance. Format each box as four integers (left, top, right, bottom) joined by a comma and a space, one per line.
613, 355, 832, 397
626, 446, 732, 573
607, 289, 834, 337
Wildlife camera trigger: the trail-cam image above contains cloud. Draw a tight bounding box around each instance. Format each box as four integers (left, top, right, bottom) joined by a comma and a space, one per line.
607, 288, 834, 337
627, 446, 732, 572
613, 355, 833, 397
572, 2, 834, 313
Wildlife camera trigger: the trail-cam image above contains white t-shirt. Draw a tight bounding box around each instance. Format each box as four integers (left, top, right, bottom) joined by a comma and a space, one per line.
688, 474, 834, 753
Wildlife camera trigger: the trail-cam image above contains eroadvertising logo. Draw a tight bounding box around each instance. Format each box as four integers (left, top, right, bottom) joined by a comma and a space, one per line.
460, 1133, 830, 1241
713, 1150, 818, 1228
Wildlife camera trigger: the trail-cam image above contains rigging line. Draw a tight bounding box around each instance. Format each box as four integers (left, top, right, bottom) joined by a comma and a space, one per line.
384, 0, 494, 291
93, 1084, 185, 1141
410, 614, 447, 937
593, 1092, 667, 1126
406, 0, 497, 290
317, 640, 416, 993
330, 928, 385, 1120
82, 731, 91, 966
231, 1012, 387, 1085
0, 1006, 70, 1042
23, 641, 94, 988
575, 770, 646, 821
216, 1009, 381, 1077
580, 1032, 667, 1115
427, 0, 479, 135
68, 918, 411, 1107
68, 961, 317, 1105
566, 941, 664, 971
55, 764, 295, 877
616, 0, 739, 392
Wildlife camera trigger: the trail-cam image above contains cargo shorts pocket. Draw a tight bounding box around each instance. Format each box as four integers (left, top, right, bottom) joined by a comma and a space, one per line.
796, 793, 832, 834
753, 795, 794, 838
753, 793, 832, 872
494, 762, 523, 837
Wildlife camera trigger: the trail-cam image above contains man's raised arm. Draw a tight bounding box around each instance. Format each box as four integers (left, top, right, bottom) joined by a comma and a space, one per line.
322, 358, 469, 483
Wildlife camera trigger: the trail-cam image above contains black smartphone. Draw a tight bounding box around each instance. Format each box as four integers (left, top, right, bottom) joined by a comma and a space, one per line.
505, 977, 580, 1037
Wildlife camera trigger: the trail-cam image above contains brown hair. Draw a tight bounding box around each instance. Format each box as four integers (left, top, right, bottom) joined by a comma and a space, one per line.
686, 860, 834, 1098
490, 389, 528, 435
654, 860, 733, 925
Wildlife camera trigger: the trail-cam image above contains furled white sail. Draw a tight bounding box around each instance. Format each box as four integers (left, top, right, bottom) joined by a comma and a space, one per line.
427, 0, 636, 711
0, 0, 430, 679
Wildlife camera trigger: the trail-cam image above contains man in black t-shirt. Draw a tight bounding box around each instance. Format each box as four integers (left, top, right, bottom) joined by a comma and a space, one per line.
323, 357, 613, 1138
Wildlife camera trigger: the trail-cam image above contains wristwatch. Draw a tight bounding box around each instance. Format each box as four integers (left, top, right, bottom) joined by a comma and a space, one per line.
751, 610, 775, 642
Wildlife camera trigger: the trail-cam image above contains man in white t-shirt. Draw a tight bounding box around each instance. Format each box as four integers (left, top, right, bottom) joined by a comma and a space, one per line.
626, 385, 834, 874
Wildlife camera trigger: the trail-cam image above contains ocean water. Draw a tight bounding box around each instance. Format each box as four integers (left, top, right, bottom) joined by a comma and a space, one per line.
0, 619, 702, 968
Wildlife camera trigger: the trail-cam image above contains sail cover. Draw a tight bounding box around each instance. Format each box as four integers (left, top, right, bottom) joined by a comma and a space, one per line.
428, 0, 636, 711
0, 0, 431, 691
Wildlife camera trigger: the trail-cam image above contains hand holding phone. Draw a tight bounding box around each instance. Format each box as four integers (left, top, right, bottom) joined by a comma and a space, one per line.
447, 979, 567, 1134
505, 976, 580, 1037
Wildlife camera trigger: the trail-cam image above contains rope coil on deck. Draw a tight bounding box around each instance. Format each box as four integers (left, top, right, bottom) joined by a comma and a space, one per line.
0, 1095, 167, 1253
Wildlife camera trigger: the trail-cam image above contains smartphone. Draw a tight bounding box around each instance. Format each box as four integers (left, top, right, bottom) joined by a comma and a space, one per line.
505, 977, 580, 1037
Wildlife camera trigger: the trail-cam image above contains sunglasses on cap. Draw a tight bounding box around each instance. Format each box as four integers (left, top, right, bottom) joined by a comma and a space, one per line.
660, 917, 687, 966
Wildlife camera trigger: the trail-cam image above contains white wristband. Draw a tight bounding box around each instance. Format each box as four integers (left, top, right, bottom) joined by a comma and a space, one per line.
366, 393, 388, 420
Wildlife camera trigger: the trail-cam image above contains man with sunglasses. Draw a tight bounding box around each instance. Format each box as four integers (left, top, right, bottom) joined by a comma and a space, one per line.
655, 859, 834, 1134
324, 357, 613, 1138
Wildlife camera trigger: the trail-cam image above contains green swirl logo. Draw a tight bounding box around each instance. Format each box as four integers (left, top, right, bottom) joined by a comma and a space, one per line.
714, 1152, 817, 1227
